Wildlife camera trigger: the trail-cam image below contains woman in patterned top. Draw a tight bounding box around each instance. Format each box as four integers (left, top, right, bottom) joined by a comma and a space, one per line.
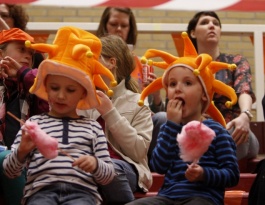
187, 11, 259, 160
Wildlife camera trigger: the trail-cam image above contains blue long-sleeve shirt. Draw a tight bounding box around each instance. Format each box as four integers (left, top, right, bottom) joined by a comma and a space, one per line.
150, 119, 239, 205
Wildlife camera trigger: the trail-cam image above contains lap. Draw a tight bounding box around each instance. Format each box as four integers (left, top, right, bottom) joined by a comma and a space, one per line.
126, 196, 215, 205
26, 183, 96, 205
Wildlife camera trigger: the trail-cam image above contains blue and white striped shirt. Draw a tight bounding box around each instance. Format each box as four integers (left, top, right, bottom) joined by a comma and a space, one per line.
3, 113, 115, 205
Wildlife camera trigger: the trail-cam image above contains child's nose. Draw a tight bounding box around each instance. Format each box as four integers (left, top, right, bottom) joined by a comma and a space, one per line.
58, 90, 66, 99
174, 84, 182, 93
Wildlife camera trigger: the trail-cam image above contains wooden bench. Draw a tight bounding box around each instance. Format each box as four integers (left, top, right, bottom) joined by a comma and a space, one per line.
134, 173, 256, 205
1, 122, 263, 205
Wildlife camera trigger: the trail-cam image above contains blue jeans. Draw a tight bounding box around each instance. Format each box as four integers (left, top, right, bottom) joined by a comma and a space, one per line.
125, 196, 215, 205
26, 182, 96, 205
99, 158, 138, 204
228, 127, 259, 160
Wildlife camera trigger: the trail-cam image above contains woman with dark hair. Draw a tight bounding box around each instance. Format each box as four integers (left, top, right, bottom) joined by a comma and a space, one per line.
0, 3, 44, 69
0, 4, 28, 31
187, 11, 259, 160
96, 7, 137, 46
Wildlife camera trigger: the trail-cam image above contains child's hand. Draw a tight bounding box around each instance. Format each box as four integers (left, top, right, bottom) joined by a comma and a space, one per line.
0, 56, 22, 78
166, 98, 182, 124
143, 72, 156, 87
72, 155, 98, 173
17, 130, 36, 163
185, 163, 204, 182
95, 90, 113, 115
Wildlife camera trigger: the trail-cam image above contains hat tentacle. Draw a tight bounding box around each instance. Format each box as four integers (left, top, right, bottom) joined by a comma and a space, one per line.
206, 103, 226, 127
93, 61, 117, 87
212, 80, 237, 108
93, 74, 114, 97
208, 61, 237, 74
143, 49, 178, 65
138, 77, 163, 106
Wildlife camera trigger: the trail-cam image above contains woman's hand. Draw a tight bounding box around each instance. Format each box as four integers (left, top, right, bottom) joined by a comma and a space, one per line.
226, 113, 250, 145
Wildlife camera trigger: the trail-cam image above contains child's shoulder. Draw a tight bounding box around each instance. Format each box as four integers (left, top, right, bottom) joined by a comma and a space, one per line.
28, 113, 48, 121
203, 118, 227, 133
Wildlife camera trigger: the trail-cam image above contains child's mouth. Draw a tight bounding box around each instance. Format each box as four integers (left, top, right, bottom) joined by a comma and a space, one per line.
175, 97, 185, 106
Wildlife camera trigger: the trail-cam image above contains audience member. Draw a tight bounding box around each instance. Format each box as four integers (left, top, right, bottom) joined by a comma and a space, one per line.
3, 26, 115, 205
78, 34, 153, 204
0, 6, 47, 204
187, 11, 259, 160
97, 7, 166, 166
0, 3, 44, 68
0, 28, 49, 205
0, 3, 28, 31
96, 7, 164, 109
0, 7, 48, 205
126, 33, 239, 205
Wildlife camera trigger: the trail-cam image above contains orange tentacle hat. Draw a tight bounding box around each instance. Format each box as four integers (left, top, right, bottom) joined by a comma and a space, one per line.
26, 26, 117, 110
138, 32, 237, 127
0, 28, 34, 44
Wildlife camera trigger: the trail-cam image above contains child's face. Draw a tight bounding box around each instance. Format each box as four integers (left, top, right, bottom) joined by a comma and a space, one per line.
167, 66, 208, 122
45, 75, 86, 118
0, 41, 34, 68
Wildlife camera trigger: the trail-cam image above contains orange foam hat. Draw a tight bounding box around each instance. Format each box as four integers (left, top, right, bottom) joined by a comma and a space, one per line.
26, 26, 117, 110
0, 28, 34, 44
138, 32, 237, 127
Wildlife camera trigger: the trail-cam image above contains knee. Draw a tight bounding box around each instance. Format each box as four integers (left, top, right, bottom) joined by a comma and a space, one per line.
152, 112, 167, 126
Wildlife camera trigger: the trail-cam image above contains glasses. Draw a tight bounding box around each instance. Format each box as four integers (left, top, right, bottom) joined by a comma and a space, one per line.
0, 12, 10, 19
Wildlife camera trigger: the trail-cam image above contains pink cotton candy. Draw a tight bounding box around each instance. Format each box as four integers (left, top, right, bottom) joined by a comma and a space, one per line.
177, 121, 215, 163
23, 121, 58, 159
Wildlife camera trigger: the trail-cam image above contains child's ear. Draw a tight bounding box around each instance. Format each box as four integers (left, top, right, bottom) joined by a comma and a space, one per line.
81, 90, 87, 99
108, 57, 116, 71
190, 30, 196, 38
201, 92, 208, 103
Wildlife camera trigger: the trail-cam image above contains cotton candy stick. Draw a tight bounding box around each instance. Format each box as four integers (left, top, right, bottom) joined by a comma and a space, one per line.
7, 112, 73, 160
177, 120, 215, 164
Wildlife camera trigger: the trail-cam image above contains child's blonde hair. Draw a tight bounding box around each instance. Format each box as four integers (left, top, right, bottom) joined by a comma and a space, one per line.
100, 34, 140, 93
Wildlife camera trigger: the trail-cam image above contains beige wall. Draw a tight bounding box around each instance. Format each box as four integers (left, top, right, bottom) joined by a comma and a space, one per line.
24, 5, 265, 119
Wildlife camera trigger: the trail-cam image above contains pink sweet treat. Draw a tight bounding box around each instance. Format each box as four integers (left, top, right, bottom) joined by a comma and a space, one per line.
23, 121, 58, 159
177, 120, 215, 164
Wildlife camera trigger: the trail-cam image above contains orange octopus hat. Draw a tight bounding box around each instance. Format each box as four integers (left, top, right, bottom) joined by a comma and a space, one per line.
138, 32, 237, 127
26, 26, 117, 110
0, 28, 34, 44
